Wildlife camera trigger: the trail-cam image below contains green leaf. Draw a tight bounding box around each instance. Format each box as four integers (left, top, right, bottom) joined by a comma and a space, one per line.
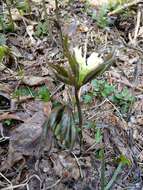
48, 105, 65, 130
55, 72, 74, 85
52, 105, 77, 149
12, 87, 35, 98
60, 110, 72, 138
48, 60, 77, 86
84, 121, 95, 129
0, 45, 8, 62
117, 155, 131, 166
101, 83, 115, 97
49, 63, 69, 78
38, 86, 50, 102
95, 128, 102, 143
83, 94, 93, 103
0, 45, 13, 63
91, 79, 100, 91
54, 123, 62, 137
63, 36, 79, 78
64, 117, 72, 147
35, 21, 48, 37
69, 122, 77, 149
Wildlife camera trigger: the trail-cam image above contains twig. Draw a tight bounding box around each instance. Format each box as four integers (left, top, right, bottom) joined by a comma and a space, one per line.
71, 152, 83, 178
46, 177, 62, 190
50, 84, 65, 98
1, 183, 27, 190
116, 79, 143, 93
108, 0, 143, 16
0, 172, 12, 186
119, 35, 143, 54
130, 5, 141, 45
1, 173, 42, 190
105, 98, 126, 123
83, 99, 107, 112
85, 142, 103, 153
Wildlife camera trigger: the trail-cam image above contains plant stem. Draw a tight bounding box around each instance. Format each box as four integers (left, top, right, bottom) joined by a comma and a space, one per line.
105, 162, 123, 190
55, 0, 64, 52
101, 147, 105, 190
74, 87, 83, 151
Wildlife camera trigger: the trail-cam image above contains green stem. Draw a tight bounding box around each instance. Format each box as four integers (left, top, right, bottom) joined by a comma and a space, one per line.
74, 87, 83, 151
105, 162, 123, 190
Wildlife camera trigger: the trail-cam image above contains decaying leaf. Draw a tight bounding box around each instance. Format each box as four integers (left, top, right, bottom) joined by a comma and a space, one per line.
21, 76, 47, 86
51, 151, 80, 180
5, 111, 47, 168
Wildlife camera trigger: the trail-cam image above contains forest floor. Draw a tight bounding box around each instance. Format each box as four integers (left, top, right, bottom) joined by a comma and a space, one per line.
0, 0, 143, 189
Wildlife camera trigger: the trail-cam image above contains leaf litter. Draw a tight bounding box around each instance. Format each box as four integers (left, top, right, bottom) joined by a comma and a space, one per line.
0, 0, 143, 189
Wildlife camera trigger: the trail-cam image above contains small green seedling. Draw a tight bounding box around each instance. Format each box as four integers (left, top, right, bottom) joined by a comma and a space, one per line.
38, 86, 50, 102
95, 128, 102, 143
96, 4, 109, 28
13, 85, 51, 102
0, 45, 13, 63
16, 0, 31, 14
12, 87, 35, 99
82, 79, 115, 103
83, 93, 93, 104
35, 21, 49, 38
111, 87, 135, 113
83, 80, 135, 115
92, 79, 115, 97
84, 122, 102, 144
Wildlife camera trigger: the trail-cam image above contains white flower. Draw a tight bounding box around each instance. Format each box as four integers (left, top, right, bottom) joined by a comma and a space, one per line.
73, 47, 103, 83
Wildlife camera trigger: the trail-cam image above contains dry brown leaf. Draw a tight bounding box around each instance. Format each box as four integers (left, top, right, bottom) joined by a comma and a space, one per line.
21, 76, 47, 86
51, 152, 80, 180
0, 83, 12, 93
5, 111, 47, 168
